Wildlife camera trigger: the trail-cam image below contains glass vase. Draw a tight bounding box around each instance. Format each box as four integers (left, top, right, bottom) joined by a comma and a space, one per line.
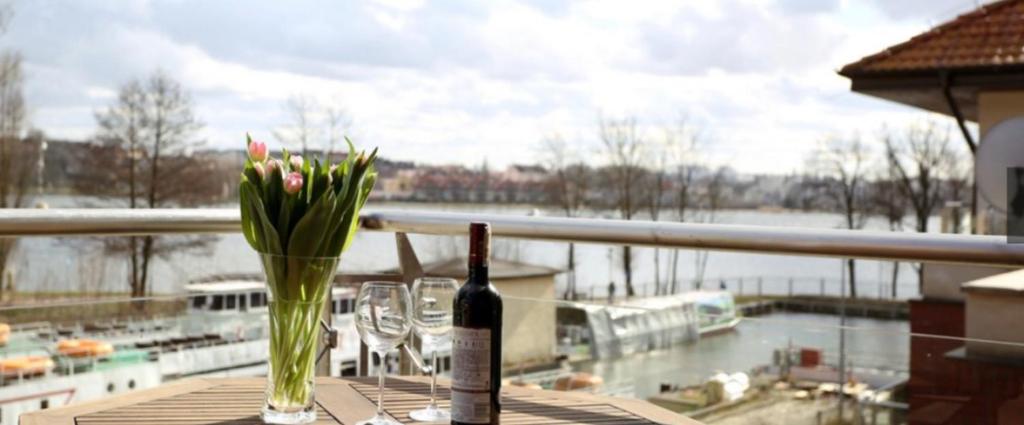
259, 253, 339, 425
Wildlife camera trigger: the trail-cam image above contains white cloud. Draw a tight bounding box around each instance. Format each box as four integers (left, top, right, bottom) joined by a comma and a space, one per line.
5, 0, 970, 173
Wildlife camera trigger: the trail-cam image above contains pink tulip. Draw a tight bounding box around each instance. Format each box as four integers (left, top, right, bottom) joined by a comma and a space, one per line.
266, 159, 282, 175
248, 140, 268, 163
253, 162, 266, 180
284, 172, 303, 195
290, 156, 303, 171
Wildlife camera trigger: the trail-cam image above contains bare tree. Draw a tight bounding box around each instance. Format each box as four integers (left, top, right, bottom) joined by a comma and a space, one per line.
944, 153, 972, 234
83, 72, 219, 298
275, 94, 320, 156
871, 163, 908, 298
808, 136, 869, 298
664, 119, 700, 295
883, 120, 955, 286
693, 167, 726, 288
0, 44, 39, 301
324, 104, 352, 160
599, 116, 646, 298
538, 133, 590, 300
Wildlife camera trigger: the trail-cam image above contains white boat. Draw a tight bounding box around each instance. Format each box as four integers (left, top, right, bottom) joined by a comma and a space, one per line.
0, 280, 377, 424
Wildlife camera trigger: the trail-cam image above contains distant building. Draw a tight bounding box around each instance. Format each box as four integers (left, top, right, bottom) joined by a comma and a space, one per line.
841, 1, 1024, 423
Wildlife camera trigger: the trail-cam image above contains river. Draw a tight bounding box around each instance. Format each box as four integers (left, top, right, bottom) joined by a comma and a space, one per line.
578, 312, 910, 399
10, 198, 925, 299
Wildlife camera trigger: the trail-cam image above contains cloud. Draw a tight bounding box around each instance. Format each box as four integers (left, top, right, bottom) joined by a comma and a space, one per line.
3, 0, 966, 173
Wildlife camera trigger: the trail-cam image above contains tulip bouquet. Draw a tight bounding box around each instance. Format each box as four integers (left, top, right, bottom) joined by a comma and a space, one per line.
239, 135, 377, 423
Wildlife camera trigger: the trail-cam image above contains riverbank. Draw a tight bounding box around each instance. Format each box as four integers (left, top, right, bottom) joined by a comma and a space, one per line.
736, 296, 908, 320
0, 292, 184, 325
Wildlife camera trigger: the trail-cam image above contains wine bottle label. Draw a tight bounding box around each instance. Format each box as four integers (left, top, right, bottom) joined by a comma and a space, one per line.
451, 327, 492, 423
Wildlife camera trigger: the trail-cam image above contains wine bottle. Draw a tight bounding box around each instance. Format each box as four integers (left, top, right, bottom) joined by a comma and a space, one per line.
451, 222, 503, 425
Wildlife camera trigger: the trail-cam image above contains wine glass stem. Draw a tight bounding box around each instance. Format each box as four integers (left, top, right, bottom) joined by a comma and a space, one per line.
377, 351, 386, 417
429, 349, 438, 408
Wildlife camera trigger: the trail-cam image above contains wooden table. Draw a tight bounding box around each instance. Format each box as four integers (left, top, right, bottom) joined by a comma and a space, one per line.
20, 377, 698, 424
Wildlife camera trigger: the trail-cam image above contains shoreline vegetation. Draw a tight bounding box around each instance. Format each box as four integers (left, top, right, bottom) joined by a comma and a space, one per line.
0, 292, 184, 325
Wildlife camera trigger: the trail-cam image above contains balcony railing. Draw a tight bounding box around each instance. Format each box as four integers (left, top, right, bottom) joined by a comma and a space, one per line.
1, 208, 1021, 424
0, 208, 1021, 266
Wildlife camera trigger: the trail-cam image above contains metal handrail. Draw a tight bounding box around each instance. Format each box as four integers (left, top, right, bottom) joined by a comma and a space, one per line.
0, 208, 1022, 267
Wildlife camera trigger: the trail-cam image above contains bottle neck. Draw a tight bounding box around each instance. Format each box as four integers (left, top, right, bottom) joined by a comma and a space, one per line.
468, 261, 489, 284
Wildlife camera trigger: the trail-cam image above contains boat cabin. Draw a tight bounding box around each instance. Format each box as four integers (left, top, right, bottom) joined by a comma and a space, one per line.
185, 282, 268, 314
185, 281, 358, 315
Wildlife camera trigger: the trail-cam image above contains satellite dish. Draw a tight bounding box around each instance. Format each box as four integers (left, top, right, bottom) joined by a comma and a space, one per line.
976, 117, 1024, 214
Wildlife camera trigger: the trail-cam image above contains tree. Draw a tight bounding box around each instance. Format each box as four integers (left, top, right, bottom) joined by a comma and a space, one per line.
664, 118, 700, 295
644, 139, 668, 296
883, 120, 956, 287
943, 153, 972, 234
324, 104, 352, 160
274, 94, 320, 156
808, 136, 869, 298
599, 116, 646, 298
84, 72, 220, 298
0, 3, 39, 301
694, 167, 727, 288
538, 133, 590, 300
870, 163, 908, 298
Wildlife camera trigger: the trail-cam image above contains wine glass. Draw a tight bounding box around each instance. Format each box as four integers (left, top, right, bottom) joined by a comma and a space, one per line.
408, 277, 459, 423
354, 281, 412, 425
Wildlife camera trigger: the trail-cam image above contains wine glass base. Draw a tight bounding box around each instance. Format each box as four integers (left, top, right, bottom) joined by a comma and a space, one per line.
260, 406, 316, 424
355, 414, 404, 425
409, 406, 451, 422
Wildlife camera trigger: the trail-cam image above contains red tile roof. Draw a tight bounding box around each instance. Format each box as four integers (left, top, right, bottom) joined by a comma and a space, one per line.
840, 0, 1024, 76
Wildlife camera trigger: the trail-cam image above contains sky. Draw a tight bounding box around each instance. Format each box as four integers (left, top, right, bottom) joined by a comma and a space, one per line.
5, 0, 983, 174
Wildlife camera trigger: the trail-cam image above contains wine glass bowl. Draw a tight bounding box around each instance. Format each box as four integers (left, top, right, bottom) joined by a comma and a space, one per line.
409, 277, 459, 423
354, 281, 412, 425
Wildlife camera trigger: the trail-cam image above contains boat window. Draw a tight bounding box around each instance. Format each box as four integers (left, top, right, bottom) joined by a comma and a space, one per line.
211, 295, 224, 310
239, 294, 247, 310
128, 379, 135, 389
40, 399, 48, 409
331, 300, 338, 314
340, 361, 356, 377
250, 292, 261, 307
191, 296, 206, 310
226, 294, 236, 310
107, 383, 115, 393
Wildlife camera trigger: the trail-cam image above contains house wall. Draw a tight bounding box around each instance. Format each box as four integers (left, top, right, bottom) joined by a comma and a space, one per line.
979, 90, 1024, 135
921, 263, 1014, 302
966, 291, 1024, 358
493, 275, 556, 368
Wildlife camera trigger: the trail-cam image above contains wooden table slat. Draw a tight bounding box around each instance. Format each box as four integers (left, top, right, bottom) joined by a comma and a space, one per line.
18, 377, 695, 425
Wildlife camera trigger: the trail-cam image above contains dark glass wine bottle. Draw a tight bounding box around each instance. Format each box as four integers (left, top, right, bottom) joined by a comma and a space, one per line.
451, 222, 502, 425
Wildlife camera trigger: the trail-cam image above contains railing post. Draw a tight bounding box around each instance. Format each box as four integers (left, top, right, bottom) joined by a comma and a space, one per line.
820, 278, 826, 297
738, 278, 744, 295
788, 278, 794, 297
757, 277, 763, 298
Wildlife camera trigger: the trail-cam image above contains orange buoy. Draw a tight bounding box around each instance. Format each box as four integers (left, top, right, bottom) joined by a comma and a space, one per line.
0, 356, 54, 376
57, 339, 114, 357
